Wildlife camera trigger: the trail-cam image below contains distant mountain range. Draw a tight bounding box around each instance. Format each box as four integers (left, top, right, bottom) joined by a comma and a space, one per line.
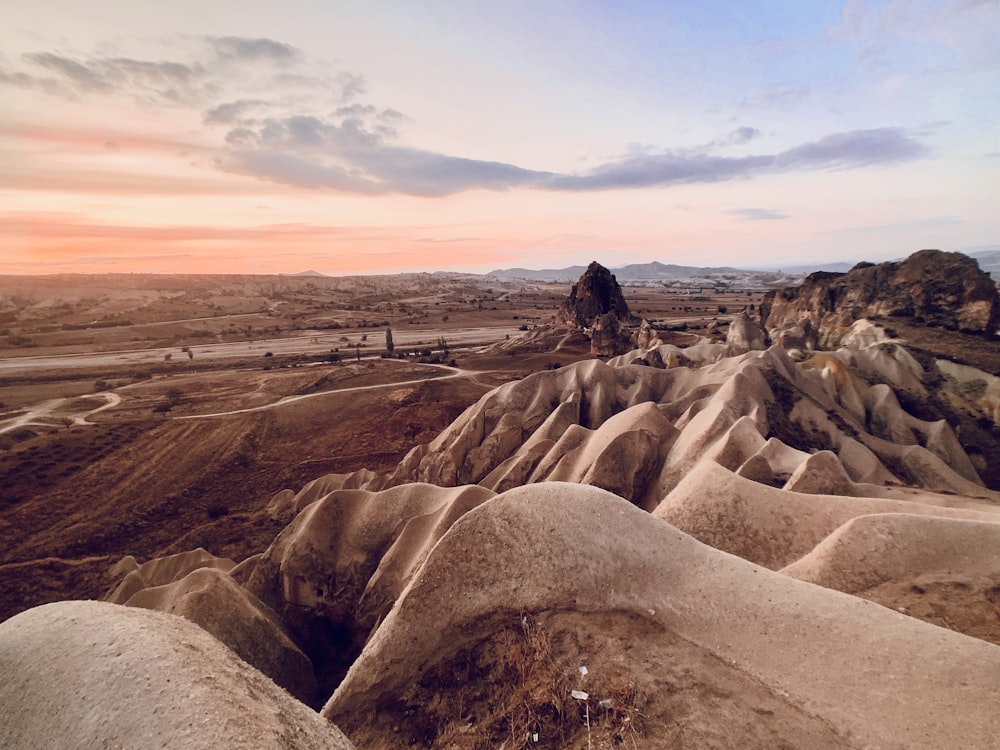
488, 261, 797, 283
489, 249, 1000, 283
286, 248, 998, 283
967, 248, 1000, 278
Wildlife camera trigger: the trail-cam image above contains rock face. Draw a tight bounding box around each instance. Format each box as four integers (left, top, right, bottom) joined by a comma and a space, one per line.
245, 483, 496, 700
389, 341, 989, 507
633, 317, 662, 350
324, 484, 1000, 750
559, 261, 632, 355
122, 567, 318, 704
726, 312, 767, 354
559, 261, 630, 327
0, 601, 355, 750
760, 249, 1000, 349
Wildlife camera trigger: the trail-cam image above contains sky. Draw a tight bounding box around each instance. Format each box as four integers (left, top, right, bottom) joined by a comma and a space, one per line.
1, 0, 998, 275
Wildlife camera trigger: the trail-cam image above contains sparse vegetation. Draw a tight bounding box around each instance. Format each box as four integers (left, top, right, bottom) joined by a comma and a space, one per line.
383, 615, 644, 750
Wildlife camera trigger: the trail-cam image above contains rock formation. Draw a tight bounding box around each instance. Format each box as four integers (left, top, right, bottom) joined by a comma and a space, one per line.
559, 261, 632, 355
244, 483, 495, 700
725, 311, 767, 354
324, 484, 1000, 750
559, 261, 630, 328
0, 600, 355, 750
386, 337, 989, 507
632, 317, 663, 350
120, 566, 317, 703
7, 248, 1000, 749
760, 249, 1000, 349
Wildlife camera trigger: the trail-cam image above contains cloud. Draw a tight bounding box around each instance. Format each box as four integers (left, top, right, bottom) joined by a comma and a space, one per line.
0, 211, 358, 242
204, 36, 300, 64
727, 208, 790, 221
203, 99, 266, 125
726, 126, 762, 145
773, 127, 928, 168
539, 128, 927, 192
0, 36, 357, 109
14, 51, 201, 101
3, 37, 933, 199
827, 0, 1000, 69
739, 85, 810, 110
222, 116, 928, 195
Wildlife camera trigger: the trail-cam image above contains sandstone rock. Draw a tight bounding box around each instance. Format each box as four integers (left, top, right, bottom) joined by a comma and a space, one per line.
559, 261, 632, 355
559, 260, 630, 328
781, 513, 1000, 594
124, 566, 317, 704
0, 601, 354, 750
760, 249, 1000, 349
245, 483, 496, 698
726, 311, 767, 354
105, 547, 234, 605
654, 460, 999, 570
633, 317, 663, 350
325, 483, 1000, 750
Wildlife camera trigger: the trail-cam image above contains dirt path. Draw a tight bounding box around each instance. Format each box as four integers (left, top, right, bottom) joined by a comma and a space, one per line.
175, 363, 489, 419
0, 392, 121, 435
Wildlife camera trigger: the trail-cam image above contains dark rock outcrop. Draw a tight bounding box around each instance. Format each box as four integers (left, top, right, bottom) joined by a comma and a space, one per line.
559, 261, 630, 327
760, 250, 1000, 350
559, 261, 632, 355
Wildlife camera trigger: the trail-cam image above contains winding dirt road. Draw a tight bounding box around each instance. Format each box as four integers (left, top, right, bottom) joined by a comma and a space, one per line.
0, 393, 122, 435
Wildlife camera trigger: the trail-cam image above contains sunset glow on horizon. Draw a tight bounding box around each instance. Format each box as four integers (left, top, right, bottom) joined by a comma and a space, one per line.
2, 1, 998, 276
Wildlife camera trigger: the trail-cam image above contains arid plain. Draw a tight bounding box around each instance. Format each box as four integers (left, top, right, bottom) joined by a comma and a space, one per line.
0, 272, 756, 624
2, 254, 999, 750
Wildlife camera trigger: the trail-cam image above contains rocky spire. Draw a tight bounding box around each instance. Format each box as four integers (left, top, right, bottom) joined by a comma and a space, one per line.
559, 261, 630, 329
559, 262, 633, 355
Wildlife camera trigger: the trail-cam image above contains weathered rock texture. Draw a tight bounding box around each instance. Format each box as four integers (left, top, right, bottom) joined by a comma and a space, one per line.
760, 249, 1000, 349
559, 261, 632, 355
0, 600, 354, 750
324, 484, 1000, 750
245, 483, 496, 701
388, 341, 988, 507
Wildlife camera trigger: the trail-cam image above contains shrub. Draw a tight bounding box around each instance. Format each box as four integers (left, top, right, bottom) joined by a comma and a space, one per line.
207, 501, 229, 519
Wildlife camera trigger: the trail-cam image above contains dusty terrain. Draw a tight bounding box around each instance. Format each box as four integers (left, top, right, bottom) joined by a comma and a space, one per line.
2, 260, 999, 750
0, 272, 755, 623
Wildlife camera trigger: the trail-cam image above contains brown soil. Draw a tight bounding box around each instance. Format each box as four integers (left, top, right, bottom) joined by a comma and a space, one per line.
333, 609, 851, 750
860, 576, 1000, 646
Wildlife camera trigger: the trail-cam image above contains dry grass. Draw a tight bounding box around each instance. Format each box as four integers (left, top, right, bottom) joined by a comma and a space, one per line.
396, 614, 645, 750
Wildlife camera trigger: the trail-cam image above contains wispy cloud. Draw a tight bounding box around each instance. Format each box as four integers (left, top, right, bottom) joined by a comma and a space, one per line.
2, 37, 933, 198
205, 36, 300, 64
827, 0, 1000, 69
0, 35, 361, 107
224, 115, 928, 195
739, 84, 811, 110
539, 128, 927, 193
727, 208, 790, 221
